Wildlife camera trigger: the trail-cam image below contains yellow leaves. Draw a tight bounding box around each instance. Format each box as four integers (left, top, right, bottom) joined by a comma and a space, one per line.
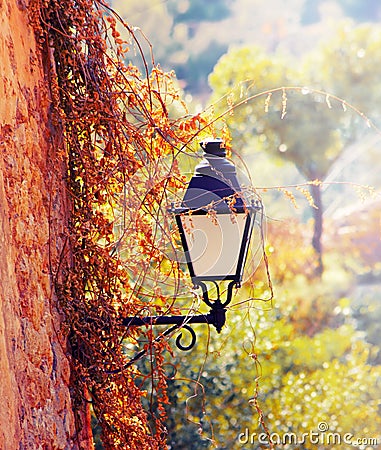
271, 182, 322, 210
295, 185, 317, 209
227, 92, 235, 110
289, 326, 353, 368
338, 297, 351, 310
227, 195, 237, 213
178, 115, 200, 132
264, 92, 272, 113
177, 113, 211, 145
278, 187, 298, 209
206, 207, 218, 226
281, 87, 287, 119
178, 121, 192, 133
221, 122, 232, 154
308, 178, 322, 186
251, 307, 381, 443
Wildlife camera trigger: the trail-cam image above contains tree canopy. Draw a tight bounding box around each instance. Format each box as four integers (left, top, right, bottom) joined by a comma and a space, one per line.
208, 21, 381, 273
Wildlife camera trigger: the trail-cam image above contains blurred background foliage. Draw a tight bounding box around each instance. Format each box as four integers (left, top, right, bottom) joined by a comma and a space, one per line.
94, 0, 381, 448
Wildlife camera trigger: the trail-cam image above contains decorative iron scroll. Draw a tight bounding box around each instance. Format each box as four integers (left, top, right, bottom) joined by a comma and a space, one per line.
118, 280, 239, 368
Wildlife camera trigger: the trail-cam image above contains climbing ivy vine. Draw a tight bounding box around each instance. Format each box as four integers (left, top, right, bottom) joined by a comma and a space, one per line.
29, 0, 221, 447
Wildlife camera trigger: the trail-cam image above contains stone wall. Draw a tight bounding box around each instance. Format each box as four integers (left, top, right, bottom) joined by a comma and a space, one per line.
0, 0, 87, 448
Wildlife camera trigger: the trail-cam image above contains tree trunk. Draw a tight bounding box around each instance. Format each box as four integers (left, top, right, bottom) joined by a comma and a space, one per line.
0, 0, 92, 448
310, 183, 324, 276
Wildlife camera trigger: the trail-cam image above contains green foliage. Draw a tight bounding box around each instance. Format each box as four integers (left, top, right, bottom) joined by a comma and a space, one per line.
210, 22, 381, 175
314, 22, 381, 117
164, 277, 381, 449
351, 284, 381, 363
208, 22, 381, 274
209, 46, 352, 180
162, 218, 381, 448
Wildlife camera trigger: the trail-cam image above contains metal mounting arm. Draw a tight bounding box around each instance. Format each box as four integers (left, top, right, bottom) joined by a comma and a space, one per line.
122, 306, 226, 334
119, 280, 237, 368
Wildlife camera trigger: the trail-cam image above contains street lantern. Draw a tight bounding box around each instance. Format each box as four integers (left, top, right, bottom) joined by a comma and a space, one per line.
122, 138, 261, 365
173, 138, 257, 285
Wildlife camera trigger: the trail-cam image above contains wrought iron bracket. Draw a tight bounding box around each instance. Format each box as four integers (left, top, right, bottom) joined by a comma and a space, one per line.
122, 302, 226, 334
120, 280, 237, 368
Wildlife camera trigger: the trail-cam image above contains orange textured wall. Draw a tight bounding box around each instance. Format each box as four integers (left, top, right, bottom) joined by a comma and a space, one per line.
0, 0, 79, 448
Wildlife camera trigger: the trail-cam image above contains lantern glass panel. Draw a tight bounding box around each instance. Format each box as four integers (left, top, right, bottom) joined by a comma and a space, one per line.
179, 211, 253, 280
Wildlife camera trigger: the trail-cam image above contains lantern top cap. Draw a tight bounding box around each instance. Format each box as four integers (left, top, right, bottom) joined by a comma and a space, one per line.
200, 138, 226, 157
